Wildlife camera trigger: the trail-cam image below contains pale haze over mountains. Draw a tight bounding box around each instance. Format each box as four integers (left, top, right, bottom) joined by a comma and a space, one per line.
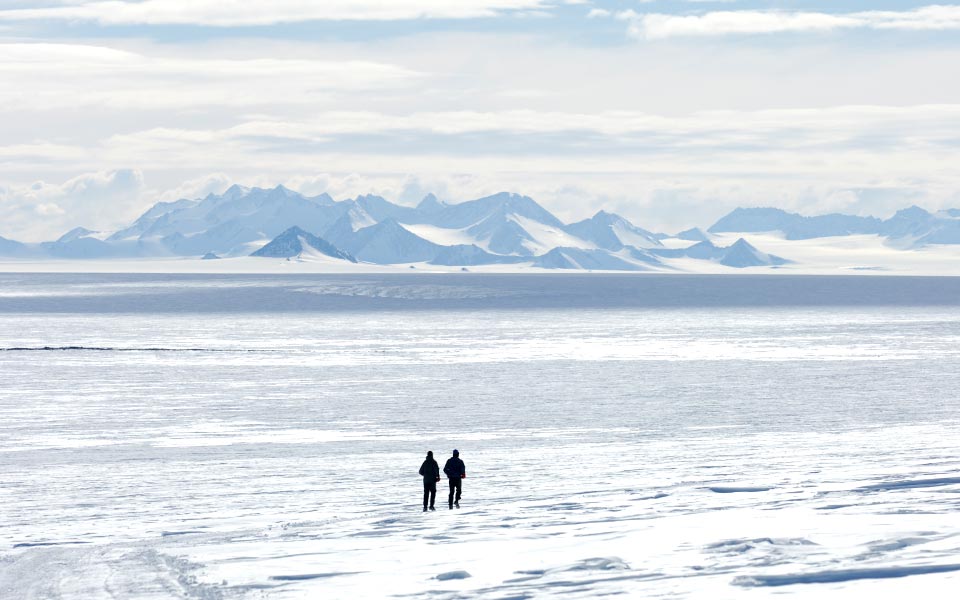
2, 0, 959, 271
2, 1, 960, 242
4, 184, 960, 272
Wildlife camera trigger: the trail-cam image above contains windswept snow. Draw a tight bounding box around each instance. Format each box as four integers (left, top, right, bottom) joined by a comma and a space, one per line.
3, 275, 960, 599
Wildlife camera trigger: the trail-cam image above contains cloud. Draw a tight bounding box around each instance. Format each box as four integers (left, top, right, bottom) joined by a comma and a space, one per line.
89, 104, 960, 152
617, 5, 960, 39
4, 168, 956, 242
3, 102, 958, 187
155, 173, 233, 203
1, 22, 958, 237
0, 0, 553, 25
0, 169, 149, 241
0, 43, 421, 111
2, 104, 955, 222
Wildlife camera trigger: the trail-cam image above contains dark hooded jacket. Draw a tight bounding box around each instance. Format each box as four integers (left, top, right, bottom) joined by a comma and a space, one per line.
443, 452, 466, 479
419, 456, 440, 482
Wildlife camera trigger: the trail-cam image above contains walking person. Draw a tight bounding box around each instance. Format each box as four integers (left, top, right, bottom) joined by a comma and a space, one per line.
419, 450, 440, 512
443, 449, 466, 509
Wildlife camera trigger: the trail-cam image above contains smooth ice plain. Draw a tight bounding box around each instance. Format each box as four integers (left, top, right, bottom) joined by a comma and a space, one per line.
2, 273, 960, 599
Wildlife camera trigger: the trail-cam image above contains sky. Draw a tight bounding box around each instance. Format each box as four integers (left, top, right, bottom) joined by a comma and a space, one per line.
1, 0, 959, 241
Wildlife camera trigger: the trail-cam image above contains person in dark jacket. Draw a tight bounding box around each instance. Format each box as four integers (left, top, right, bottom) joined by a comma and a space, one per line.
419, 451, 440, 511
443, 449, 466, 509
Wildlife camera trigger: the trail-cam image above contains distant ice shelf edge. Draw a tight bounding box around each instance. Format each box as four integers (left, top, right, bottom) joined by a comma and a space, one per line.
2, 186, 959, 272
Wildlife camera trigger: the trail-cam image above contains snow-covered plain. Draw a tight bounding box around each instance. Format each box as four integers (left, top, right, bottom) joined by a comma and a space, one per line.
6, 230, 960, 274
2, 273, 960, 599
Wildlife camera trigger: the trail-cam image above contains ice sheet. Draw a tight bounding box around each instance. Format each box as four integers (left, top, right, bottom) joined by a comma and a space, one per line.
2, 274, 960, 599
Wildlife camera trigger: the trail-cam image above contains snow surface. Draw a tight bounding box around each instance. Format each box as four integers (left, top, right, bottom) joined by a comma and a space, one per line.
7, 230, 960, 274
509, 214, 598, 254
611, 220, 660, 249
708, 232, 960, 274
400, 223, 483, 249
2, 274, 960, 599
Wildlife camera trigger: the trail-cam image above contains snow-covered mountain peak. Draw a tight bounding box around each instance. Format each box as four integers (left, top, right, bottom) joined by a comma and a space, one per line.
417, 193, 446, 213
371, 217, 405, 231
57, 227, 100, 243
473, 192, 562, 226
500, 193, 564, 227
532, 246, 659, 271
343, 203, 377, 230
719, 237, 788, 268
565, 210, 661, 251
306, 192, 335, 206
893, 205, 933, 220
276, 225, 309, 237
331, 218, 441, 264
464, 209, 537, 256
589, 209, 621, 223
222, 184, 250, 199
260, 184, 301, 204
349, 194, 415, 223
676, 227, 711, 242
250, 226, 355, 262
708, 207, 795, 234
881, 205, 939, 239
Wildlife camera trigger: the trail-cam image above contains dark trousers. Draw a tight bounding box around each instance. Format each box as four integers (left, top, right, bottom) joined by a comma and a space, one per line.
423, 480, 436, 509
448, 477, 462, 507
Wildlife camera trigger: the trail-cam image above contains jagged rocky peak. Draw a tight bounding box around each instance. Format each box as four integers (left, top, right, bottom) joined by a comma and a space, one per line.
719, 238, 789, 268
532, 247, 653, 272
565, 209, 661, 250
264, 225, 309, 240
329, 218, 442, 264
726, 238, 759, 254
892, 205, 933, 220
502, 192, 557, 220
251, 226, 356, 262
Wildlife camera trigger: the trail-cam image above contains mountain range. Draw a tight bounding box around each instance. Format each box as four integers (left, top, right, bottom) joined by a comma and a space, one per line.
3, 185, 959, 271
709, 206, 960, 247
